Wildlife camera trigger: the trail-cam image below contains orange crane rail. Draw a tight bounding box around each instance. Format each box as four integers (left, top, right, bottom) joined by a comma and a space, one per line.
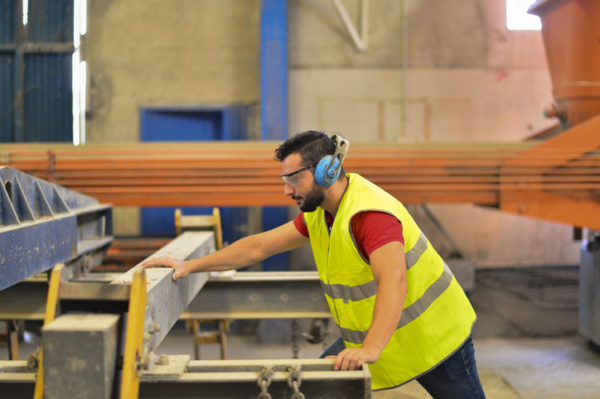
2, 116, 599, 229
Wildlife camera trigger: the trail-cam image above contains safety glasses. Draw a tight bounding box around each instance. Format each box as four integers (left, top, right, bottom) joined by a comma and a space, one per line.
281, 166, 312, 187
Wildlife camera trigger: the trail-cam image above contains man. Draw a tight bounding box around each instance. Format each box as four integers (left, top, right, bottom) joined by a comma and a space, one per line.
142, 131, 486, 398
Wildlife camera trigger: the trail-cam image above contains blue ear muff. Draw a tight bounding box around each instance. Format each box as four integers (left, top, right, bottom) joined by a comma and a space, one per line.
315, 155, 341, 187
314, 135, 349, 187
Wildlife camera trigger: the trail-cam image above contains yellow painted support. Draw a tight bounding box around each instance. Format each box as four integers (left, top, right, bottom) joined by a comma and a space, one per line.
33, 263, 65, 399
120, 268, 147, 399
175, 208, 182, 236
212, 207, 223, 250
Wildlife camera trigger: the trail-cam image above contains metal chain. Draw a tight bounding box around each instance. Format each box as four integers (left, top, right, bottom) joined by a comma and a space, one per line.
287, 365, 305, 399
257, 366, 273, 399
291, 319, 299, 359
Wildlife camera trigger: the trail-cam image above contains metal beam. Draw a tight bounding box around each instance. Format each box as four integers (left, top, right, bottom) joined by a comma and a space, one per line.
0, 271, 331, 321
181, 271, 330, 319
111, 232, 215, 353
139, 358, 372, 399
0, 167, 113, 291
0, 359, 372, 399
260, 0, 289, 271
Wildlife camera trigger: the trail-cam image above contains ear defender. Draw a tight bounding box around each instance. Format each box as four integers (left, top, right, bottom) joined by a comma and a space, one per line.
314, 135, 350, 187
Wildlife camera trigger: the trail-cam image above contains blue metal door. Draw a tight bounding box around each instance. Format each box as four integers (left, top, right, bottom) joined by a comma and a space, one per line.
0, 0, 73, 142
139, 106, 248, 246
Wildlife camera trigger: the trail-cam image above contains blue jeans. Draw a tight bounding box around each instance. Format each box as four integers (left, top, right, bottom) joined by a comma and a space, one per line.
320, 336, 486, 399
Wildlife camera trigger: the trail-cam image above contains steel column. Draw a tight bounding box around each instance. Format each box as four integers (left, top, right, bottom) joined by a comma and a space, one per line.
260, 0, 289, 271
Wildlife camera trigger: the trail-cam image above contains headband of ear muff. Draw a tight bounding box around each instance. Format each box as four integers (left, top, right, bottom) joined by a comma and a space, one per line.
314, 135, 350, 187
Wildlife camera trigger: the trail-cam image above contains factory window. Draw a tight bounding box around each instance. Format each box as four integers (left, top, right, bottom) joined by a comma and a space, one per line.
506, 0, 542, 30
1, 0, 86, 143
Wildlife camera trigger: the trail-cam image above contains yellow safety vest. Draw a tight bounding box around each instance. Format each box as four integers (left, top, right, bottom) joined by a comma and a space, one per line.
304, 173, 476, 390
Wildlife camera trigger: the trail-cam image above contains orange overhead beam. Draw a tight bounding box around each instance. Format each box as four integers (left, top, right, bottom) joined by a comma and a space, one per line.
503, 114, 600, 169
500, 189, 600, 230
1, 139, 599, 229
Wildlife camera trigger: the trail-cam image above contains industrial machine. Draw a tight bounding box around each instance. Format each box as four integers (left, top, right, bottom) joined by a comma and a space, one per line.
529, 0, 600, 346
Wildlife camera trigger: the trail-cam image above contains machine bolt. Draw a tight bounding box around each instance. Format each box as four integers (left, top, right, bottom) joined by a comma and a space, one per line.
157, 354, 170, 366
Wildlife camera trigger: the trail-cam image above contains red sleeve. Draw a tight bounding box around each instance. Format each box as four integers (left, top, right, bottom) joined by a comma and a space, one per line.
293, 211, 309, 237
350, 211, 404, 262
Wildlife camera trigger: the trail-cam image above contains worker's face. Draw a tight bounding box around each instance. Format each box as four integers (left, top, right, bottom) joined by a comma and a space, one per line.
281, 153, 325, 212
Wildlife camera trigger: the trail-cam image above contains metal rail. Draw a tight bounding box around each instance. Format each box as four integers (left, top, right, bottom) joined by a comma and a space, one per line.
0, 271, 330, 322
2, 119, 599, 228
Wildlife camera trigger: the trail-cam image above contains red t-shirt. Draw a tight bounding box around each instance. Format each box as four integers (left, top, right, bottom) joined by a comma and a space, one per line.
293, 210, 404, 263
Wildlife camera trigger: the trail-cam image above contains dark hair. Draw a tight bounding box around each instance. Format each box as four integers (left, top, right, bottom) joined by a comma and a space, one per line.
274, 130, 335, 168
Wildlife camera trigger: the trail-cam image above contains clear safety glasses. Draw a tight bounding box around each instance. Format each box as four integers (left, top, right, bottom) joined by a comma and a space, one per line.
281, 166, 312, 187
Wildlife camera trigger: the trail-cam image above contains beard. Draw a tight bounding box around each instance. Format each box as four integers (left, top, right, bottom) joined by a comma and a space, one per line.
294, 185, 325, 212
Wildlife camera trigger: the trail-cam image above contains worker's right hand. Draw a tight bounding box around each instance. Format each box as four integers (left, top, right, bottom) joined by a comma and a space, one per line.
140, 257, 188, 280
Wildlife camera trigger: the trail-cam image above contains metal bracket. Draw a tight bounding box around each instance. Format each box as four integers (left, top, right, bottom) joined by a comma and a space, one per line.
331, 0, 369, 52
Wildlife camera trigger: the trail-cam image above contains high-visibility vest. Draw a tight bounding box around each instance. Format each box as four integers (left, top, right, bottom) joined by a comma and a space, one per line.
304, 173, 476, 390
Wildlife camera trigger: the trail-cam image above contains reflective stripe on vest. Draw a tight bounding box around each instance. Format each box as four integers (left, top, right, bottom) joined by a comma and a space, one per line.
320, 279, 378, 302
319, 231, 428, 303
405, 232, 428, 270
338, 262, 454, 344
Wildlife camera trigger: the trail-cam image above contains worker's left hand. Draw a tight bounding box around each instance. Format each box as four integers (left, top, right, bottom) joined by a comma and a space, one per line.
330, 346, 380, 371
140, 256, 188, 280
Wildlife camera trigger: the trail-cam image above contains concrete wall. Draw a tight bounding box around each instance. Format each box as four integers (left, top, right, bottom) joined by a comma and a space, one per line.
87, 0, 260, 143
87, 0, 580, 266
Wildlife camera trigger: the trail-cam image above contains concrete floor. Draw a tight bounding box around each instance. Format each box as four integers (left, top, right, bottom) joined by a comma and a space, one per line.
1, 327, 599, 398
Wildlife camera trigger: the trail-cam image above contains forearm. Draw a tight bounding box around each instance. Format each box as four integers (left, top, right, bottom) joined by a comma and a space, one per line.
185, 234, 268, 273
362, 274, 407, 356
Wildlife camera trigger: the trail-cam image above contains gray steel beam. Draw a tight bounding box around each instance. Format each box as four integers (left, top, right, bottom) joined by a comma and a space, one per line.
111, 231, 215, 353
0, 167, 113, 291
139, 358, 371, 399
181, 271, 330, 319
0, 271, 330, 321
0, 359, 372, 399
